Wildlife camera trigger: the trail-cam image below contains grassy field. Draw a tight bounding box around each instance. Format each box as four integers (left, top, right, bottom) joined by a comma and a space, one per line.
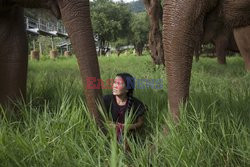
0, 53, 249, 166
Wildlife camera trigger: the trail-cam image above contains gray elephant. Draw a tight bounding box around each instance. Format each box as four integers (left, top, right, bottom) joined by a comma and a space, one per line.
163, 0, 250, 121
194, 28, 238, 64
2, 0, 250, 124
0, 0, 102, 125
202, 11, 250, 66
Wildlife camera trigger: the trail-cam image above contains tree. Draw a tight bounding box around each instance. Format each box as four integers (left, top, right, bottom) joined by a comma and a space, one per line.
112, 38, 130, 56
130, 12, 149, 56
90, 0, 132, 55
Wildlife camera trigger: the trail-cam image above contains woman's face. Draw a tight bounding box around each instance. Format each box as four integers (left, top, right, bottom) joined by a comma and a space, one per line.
112, 76, 128, 96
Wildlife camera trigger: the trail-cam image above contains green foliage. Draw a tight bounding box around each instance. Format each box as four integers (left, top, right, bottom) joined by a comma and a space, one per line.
130, 12, 149, 48
112, 38, 130, 50
128, 0, 145, 13
27, 36, 65, 56
90, 0, 132, 49
112, 12, 150, 53
0, 55, 249, 166
24, 9, 67, 56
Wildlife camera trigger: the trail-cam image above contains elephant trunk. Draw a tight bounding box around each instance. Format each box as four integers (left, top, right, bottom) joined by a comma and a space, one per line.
58, 1, 103, 128
162, 1, 205, 122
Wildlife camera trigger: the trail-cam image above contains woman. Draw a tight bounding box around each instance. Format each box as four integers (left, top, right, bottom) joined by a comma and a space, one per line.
103, 73, 147, 144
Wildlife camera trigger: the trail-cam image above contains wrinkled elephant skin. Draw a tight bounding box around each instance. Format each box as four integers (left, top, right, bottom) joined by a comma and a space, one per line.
0, 0, 103, 126
2, 0, 250, 124
201, 8, 249, 65
163, 0, 250, 121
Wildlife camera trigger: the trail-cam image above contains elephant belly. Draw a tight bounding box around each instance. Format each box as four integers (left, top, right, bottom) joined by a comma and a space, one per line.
223, 0, 250, 28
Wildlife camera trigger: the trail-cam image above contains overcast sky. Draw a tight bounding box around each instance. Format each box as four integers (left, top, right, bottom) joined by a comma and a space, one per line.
90, 0, 137, 2
112, 0, 136, 2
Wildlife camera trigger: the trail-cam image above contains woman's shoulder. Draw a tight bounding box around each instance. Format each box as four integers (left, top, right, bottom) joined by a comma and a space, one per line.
132, 97, 148, 111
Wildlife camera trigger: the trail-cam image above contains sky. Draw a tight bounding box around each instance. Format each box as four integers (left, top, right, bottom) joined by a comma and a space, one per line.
112, 0, 136, 2
90, 0, 137, 2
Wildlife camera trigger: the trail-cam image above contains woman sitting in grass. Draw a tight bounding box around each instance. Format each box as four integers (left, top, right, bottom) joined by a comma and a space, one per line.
103, 73, 147, 146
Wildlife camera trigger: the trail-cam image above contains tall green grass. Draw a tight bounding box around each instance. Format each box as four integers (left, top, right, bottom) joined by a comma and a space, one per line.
0, 54, 249, 166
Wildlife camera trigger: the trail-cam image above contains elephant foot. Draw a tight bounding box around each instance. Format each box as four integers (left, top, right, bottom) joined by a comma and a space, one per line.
217, 56, 227, 65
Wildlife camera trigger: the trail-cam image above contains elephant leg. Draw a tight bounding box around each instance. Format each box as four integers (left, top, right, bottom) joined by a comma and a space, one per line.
215, 35, 228, 65
163, 0, 212, 122
57, 1, 103, 128
163, 1, 205, 122
215, 44, 227, 65
217, 52, 227, 65
233, 26, 250, 71
0, 7, 28, 110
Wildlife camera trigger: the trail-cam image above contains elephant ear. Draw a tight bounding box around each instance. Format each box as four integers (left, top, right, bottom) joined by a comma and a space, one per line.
37, 0, 61, 19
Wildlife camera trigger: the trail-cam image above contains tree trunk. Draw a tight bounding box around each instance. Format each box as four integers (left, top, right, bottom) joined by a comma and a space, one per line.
39, 41, 43, 56
58, 1, 103, 129
195, 53, 200, 62
194, 47, 201, 62
144, 0, 164, 65
135, 45, 143, 56
117, 50, 122, 56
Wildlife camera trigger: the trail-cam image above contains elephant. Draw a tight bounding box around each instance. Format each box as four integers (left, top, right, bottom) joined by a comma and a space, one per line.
201, 11, 250, 66
194, 28, 239, 63
210, 29, 239, 65
163, 0, 250, 121
2, 0, 250, 125
0, 0, 103, 126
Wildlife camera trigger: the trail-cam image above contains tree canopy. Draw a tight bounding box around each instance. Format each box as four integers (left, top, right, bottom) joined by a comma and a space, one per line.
130, 12, 149, 56
90, 0, 132, 54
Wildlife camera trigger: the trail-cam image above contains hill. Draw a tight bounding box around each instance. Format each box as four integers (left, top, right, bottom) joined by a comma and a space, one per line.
128, 0, 145, 13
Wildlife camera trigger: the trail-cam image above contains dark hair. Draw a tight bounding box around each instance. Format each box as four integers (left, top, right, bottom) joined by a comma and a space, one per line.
116, 73, 135, 112
116, 73, 135, 96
